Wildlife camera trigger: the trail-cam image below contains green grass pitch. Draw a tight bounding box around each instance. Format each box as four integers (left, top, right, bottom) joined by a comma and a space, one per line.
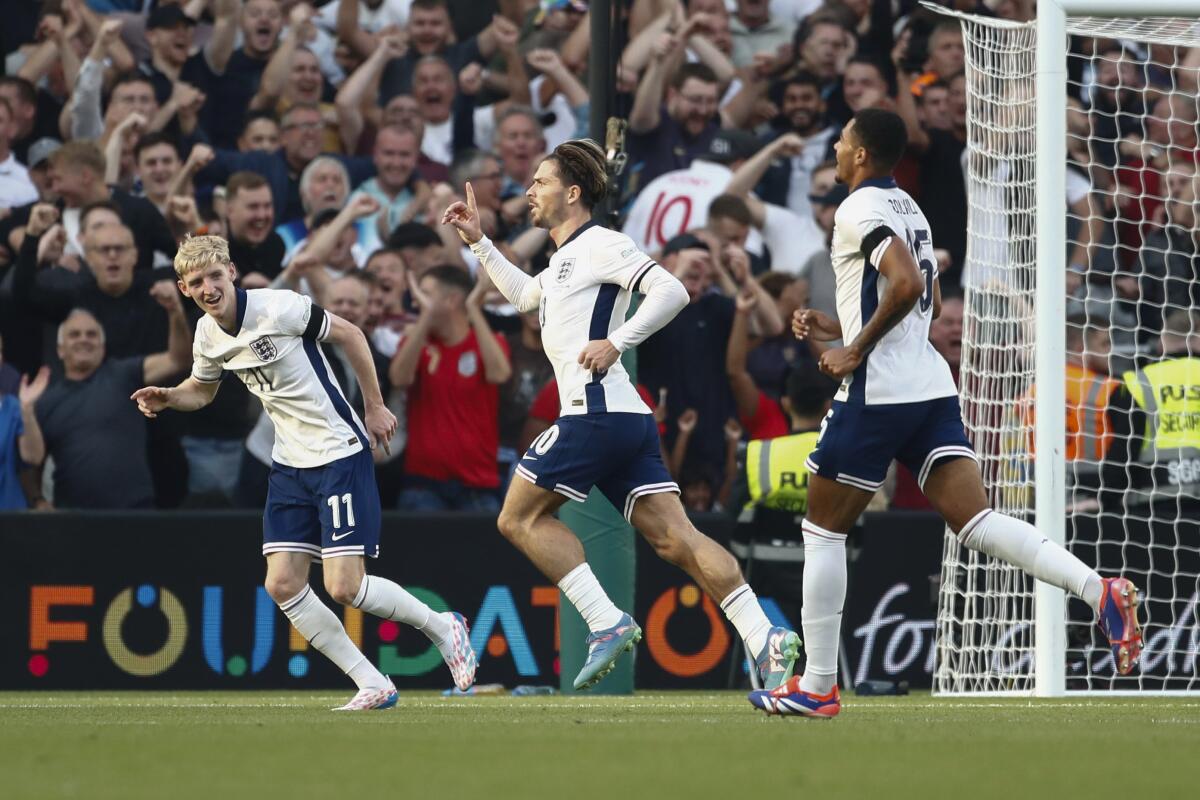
2, 691, 1196, 799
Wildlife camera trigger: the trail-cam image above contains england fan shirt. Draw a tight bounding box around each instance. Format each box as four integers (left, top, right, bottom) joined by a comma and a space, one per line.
830, 177, 957, 405
191, 288, 367, 468
540, 222, 658, 416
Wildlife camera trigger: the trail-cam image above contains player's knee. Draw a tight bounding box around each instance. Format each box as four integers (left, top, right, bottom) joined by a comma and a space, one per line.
264, 574, 306, 605
496, 507, 529, 543
324, 573, 362, 607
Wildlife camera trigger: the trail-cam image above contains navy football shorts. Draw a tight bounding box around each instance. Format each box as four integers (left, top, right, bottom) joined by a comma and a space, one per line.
514, 412, 679, 521
805, 395, 977, 493
263, 448, 381, 560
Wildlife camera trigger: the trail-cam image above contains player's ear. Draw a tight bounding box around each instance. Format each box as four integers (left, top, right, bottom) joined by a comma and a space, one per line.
177, 278, 189, 297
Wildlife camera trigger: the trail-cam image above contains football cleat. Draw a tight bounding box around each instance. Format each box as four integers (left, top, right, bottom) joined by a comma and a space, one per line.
754, 627, 802, 691
332, 678, 398, 711
573, 612, 642, 691
1097, 577, 1143, 675
441, 612, 478, 692
748, 676, 840, 719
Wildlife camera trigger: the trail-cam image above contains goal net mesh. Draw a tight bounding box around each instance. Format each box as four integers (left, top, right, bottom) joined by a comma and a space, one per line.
934, 12, 1200, 695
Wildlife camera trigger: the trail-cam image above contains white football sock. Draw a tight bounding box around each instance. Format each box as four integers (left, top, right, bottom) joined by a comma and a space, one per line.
353, 575, 453, 647
958, 510, 1103, 613
558, 563, 623, 632
798, 520, 847, 696
719, 584, 772, 656
279, 586, 387, 690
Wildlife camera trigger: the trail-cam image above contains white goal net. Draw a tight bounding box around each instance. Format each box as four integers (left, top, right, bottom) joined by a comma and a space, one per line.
935, 9, 1200, 695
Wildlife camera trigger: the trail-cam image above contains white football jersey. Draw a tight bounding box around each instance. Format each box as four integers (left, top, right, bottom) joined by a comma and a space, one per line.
191, 289, 366, 468
830, 177, 957, 405
535, 223, 658, 416
621, 161, 765, 256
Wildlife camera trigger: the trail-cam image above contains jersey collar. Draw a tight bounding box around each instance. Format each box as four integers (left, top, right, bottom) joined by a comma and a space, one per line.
852, 176, 898, 193
559, 219, 598, 249
218, 288, 248, 337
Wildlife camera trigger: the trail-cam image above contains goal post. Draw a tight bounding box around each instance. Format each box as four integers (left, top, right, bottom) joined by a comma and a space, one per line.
932, 1, 1200, 696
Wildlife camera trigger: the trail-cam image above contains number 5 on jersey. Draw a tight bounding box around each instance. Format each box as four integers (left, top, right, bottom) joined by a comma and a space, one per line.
907, 228, 936, 313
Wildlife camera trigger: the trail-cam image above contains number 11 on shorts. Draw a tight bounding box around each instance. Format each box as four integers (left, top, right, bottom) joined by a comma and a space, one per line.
327, 493, 356, 529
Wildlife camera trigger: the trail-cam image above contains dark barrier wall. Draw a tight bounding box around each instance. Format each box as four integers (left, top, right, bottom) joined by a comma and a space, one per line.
1, 511, 948, 690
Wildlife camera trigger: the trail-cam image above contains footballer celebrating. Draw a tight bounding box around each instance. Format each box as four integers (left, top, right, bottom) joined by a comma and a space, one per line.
442, 139, 801, 691
132, 236, 476, 710
748, 109, 1142, 718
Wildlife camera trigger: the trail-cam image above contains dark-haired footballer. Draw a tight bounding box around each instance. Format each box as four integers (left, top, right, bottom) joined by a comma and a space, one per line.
749, 108, 1143, 719
442, 138, 802, 692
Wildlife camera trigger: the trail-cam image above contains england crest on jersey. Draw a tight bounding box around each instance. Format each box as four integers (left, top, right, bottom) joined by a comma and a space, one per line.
250, 335, 278, 361
555, 258, 575, 283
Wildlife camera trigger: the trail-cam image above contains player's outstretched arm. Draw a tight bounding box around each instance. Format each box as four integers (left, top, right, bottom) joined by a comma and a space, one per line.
131, 377, 220, 418
818, 238, 924, 379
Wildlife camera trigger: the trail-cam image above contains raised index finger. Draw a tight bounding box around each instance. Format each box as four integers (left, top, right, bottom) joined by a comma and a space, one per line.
465, 182, 477, 214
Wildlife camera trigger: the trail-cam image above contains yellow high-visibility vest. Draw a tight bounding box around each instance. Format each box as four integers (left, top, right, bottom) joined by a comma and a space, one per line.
1122, 357, 1200, 502
744, 431, 821, 514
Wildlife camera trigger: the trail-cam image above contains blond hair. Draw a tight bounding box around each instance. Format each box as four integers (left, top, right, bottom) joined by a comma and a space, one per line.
174, 234, 232, 279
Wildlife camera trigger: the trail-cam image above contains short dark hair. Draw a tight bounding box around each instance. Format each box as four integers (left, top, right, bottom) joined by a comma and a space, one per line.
226, 171, 270, 203
134, 132, 180, 162
388, 222, 442, 250
785, 359, 837, 418
0, 76, 36, 107
422, 264, 474, 294
548, 138, 608, 210
241, 109, 278, 136
850, 108, 908, 173
708, 194, 752, 226
778, 71, 824, 96
671, 62, 719, 90
109, 71, 155, 98
80, 199, 123, 229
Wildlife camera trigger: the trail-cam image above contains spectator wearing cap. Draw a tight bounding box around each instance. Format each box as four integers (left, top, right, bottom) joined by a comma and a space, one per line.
754, 71, 837, 216
0, 98, 38, 210
622, 128, 757, 256
730, 0, 797, 69
628, 57, 722, 191
137, 1, 239, 107
24, 138, 60, 201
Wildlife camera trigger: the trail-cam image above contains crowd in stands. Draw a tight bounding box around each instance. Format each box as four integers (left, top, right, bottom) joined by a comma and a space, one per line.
0, 0, 1195, 515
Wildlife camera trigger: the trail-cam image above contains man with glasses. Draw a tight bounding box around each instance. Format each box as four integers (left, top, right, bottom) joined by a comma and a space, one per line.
628, 60, 722, 192
196, 104, 374, 225
11, 209, 186, 363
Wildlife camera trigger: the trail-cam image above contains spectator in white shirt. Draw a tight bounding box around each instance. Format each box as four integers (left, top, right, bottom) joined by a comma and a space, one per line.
0, 98, 38, 210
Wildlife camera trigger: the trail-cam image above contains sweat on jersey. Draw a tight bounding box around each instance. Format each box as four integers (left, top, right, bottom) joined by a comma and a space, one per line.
470, 222, 688, 416
830, 176, 957, 405
191, 288, 367, 468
